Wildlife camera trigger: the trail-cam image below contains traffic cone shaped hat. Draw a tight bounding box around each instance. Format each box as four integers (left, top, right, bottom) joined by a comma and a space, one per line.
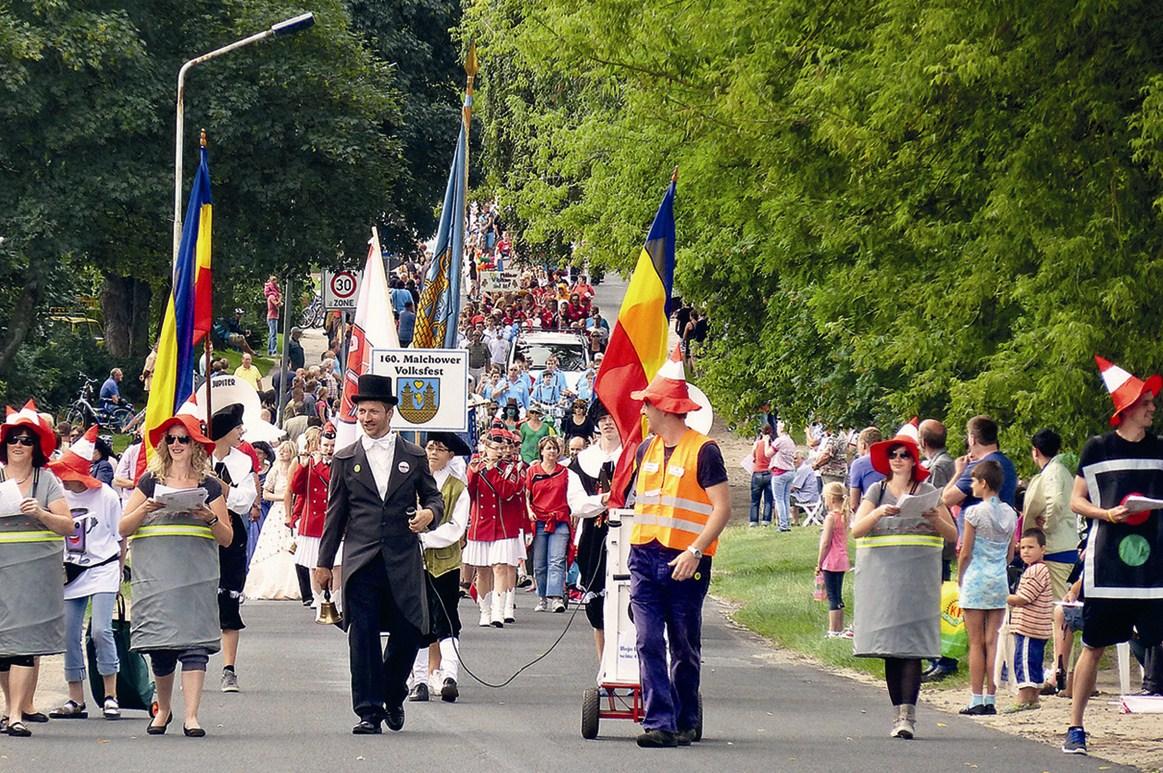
1095, 355, 1162, 427
895, 416, 920, 441
1, 398, 57, 458
48, 425, 102, 489
630, 344, 702, 414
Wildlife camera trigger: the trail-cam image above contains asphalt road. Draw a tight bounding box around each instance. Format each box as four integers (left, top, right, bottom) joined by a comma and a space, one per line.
7, 596, 1131, 773
6, 275, 1136, 772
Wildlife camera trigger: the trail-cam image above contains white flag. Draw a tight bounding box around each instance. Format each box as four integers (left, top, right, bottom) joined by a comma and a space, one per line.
336, 228, 399, 450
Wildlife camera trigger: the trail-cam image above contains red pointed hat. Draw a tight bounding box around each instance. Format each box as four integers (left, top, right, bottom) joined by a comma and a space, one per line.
629, 344, 702, 414
1, 398, 57, 458
48, 425, 102, 489
1095, 355, 1162, 427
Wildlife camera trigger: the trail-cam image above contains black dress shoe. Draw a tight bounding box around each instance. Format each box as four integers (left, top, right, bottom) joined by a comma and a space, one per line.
440, 677, 459, 703
147, 712, 174, 735
183, 725, 207, 738
384, 705, 405, 732
637, 729, 678, 748
21, 712, 49, 723
676, 728, 698, 745
408, 683, 429, 702
352, 719, 382, 735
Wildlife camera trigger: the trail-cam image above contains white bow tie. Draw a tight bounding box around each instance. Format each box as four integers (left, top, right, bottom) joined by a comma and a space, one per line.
366, 436, 393, 450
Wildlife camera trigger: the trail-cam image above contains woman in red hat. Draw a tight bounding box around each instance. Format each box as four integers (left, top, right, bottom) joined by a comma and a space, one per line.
851, 435, 957, 740
119, 414, 231, 737
47, 437, 126, 720
0, 404, 73, 738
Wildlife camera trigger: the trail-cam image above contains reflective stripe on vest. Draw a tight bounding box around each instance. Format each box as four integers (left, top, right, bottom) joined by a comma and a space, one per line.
632, 430, 719, 556
130, 524, 214, 541
0, 529, 60, 544
855, 534, 944, 550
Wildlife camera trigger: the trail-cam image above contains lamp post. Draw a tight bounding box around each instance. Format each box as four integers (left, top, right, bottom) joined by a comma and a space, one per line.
171, 12, 315, 265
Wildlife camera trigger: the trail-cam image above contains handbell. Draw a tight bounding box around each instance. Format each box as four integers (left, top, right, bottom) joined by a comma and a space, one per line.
315, 590, 341, 625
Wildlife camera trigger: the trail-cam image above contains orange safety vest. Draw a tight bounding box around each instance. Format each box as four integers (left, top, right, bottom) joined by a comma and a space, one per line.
631, 429, 719, 556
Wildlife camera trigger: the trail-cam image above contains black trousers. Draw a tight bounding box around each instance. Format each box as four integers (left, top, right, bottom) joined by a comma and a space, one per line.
346, 559, 423, 721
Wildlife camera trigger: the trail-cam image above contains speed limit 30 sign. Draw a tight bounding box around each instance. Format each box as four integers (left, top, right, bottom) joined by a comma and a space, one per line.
323, 270, 362, 311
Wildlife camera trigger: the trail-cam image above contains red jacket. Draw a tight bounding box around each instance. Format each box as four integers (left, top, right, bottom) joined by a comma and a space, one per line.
527, 462, 570, 528
290, 458, 330, 538
466, 462, 525, 541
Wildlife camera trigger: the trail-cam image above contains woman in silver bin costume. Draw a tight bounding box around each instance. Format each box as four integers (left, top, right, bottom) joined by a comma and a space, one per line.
851, 434, 957, 741
120, 414, 231, 738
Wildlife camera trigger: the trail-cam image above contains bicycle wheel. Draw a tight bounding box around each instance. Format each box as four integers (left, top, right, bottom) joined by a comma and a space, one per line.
298, 302, 321, 329
65, 405, 90, 429
109, 407, 134, 433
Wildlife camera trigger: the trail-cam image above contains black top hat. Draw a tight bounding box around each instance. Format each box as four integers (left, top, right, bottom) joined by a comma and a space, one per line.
210, 403, 245, 441
425, 431, 472, 457
350, 374, 399, 406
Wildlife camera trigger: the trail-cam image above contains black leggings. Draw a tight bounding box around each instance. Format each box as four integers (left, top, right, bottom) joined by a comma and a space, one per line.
884, 657, 922, 706
0, 655, 35, 671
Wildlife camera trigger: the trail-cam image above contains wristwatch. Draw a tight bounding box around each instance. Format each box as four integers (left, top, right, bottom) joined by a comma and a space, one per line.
687, 546, 703, 560
207, 516, 219, 527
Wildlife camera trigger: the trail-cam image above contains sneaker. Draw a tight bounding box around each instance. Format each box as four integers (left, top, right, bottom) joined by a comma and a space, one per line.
552, 598, 567, 613
408, 683, 429, 702
636, 729, 678, 748
534, 599, 548, 612
958, 704, 995, 716
839, 628, 855, 639
1062, 726, 1088, 755
748, 522, 758, 528
102, 697, 121, 720
920, 664, 956, 683
517, 574, 533, 589
220, 670, 239, 693
676, 728, 698, 745
440, 677, 459, 703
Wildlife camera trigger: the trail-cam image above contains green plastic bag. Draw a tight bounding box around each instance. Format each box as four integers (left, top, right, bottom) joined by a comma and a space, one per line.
939, 581, 968, 661
87, 593, 154, 711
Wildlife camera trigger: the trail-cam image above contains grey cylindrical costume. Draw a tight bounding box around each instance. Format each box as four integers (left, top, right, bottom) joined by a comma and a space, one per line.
0, 471, 66, 657
853, 480, 944, 660
129, 479, 222, 655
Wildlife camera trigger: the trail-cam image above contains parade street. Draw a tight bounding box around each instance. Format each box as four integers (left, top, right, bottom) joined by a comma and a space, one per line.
6, 597, 1127, 773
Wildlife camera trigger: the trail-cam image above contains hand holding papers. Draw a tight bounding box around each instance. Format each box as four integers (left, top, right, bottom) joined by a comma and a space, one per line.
894, 487, 942, 519
150, 484, 209, 516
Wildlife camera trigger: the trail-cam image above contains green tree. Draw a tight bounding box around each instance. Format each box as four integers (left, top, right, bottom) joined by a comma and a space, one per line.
463, 0, 1163, 468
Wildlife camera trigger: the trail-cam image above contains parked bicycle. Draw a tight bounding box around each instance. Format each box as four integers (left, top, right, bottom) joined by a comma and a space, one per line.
65, 376, 137, 433
299, 293, 324, 329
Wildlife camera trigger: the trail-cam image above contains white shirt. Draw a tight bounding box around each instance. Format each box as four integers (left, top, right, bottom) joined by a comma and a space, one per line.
421, 466, 470, 550
62, 485, 123, 599
488, 336, 509, 365
362, 432, 397, 499
214, 447, 258, 514
114, 442, 142, 504
567, 443, 622, 520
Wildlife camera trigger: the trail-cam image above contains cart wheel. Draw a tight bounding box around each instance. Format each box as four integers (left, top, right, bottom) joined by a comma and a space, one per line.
581, 687, 600, 739
694, 692, 703, 742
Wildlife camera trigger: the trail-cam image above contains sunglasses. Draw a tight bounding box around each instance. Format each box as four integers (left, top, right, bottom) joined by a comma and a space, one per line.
888, 450, 912, 460
164, 434, 192, 445
6, 435, 35, 447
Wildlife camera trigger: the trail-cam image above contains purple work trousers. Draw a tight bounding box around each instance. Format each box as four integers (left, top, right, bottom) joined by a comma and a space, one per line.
629, 540, 711, 733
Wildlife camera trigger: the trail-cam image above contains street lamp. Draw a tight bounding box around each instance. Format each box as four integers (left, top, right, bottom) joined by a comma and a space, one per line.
171, 12, 316, 265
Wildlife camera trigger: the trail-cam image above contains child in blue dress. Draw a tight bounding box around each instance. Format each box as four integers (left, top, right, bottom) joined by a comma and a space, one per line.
957, 460, 1016, 715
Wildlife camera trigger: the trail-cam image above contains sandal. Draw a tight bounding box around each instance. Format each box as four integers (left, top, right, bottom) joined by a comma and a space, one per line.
0, 715, 8, 732
7, 721, 31, 737
49, 700, 88, 719
103, 697, 121, 720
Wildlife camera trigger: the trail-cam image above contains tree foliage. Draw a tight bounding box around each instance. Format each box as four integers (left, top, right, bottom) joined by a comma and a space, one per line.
463, 0, 1163, 467
1, 0, 461, 404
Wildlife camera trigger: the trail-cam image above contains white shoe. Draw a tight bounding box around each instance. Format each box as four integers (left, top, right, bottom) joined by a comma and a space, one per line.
534, 599, 548, 612
503, 589, 516, 624
491, 590, 505, 628
479, 591, 492, 627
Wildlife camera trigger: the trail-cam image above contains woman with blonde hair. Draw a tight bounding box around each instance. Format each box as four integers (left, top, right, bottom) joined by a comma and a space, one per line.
244, 440, 300, 599
119, 414, 231, 737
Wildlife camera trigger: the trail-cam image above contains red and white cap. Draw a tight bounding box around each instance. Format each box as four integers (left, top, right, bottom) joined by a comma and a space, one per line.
1095, 355, 1162, 427
630, 344, 702, 415
1, 398, 57, 458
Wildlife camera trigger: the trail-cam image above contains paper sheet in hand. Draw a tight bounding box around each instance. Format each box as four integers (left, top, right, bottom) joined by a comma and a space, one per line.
1121, 495, 1163, 513
151, 485, 208, 515
0, 478, 24, 517
894, 487, 941, 518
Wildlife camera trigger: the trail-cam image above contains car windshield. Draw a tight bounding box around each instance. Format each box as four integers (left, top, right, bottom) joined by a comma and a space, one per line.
516, 342, 588, 371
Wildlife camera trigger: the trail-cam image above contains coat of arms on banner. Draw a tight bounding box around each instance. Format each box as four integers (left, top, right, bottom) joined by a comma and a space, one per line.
399, 378, 440, 424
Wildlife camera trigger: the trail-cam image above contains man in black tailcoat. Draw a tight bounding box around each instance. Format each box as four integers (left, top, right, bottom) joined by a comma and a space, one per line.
316, 374, 444, 735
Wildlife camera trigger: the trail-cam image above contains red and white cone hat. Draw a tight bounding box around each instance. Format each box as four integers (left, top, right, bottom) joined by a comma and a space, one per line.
1, 398, 57, 458
48, 425, 102, 489
895, 416, 920, 441
630, 344, 702, 415
1095, 355, 1162, 427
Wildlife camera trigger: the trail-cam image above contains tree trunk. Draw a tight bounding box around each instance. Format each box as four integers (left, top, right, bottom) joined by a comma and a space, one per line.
101, 273, 152, 362
0, 273, 43, 378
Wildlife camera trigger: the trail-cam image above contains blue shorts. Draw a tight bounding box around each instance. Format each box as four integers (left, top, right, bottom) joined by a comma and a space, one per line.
1012, 633, 1047, 688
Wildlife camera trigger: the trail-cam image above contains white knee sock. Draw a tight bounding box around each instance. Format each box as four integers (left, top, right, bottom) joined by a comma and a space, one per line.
411, 647, 429, 688
439, 638, 459, 682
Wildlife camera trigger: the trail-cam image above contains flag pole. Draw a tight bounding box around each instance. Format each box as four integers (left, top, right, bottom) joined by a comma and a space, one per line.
464, 42, 477, 192
200, 128, 214, 424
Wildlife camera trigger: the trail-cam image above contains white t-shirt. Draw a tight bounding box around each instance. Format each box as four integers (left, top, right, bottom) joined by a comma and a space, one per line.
62, 484, 124, 599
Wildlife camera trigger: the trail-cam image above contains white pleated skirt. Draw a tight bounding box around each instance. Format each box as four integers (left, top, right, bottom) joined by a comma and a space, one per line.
463, 537, 524, 567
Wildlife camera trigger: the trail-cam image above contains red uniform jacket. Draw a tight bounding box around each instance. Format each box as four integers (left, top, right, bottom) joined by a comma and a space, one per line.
466, 462, 525, 541
290, 458, 331, 538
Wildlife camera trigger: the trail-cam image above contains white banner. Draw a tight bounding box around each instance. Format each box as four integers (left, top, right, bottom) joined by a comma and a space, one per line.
479, 269, 521, 294
370, 348, 468, 432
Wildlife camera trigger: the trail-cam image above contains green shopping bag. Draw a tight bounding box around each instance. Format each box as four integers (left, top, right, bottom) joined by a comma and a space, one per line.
939, 581, 968, 661
87, 593, 154, 711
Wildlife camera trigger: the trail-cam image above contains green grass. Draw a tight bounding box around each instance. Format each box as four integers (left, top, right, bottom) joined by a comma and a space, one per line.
217, 348, 277, 375
712, 524, 967, 687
